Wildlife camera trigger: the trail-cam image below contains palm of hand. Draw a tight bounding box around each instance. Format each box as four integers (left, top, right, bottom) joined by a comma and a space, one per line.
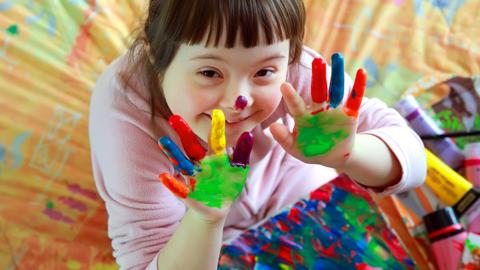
188, 154, 249, 208
272, 53, 366, 168
296, 108, 356, 165
158, 111, 253, 218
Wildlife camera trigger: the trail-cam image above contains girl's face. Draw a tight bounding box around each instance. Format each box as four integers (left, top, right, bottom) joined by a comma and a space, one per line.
162, 36, 290, 147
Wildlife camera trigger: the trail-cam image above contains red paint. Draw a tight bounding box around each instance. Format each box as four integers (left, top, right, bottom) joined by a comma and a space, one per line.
312, 239, 338, 258
345, 69, 367, 118
310, 184, 333, 202
278, 245, 294, 264
168, 115, 206, 161
189, 178, 196, 191
381, 229, 410, 264
311, 58, 328, 103
311, 108, 325, 115
159, 173, 189, 198
287, 208, 302, 224
277, 221, 290, 232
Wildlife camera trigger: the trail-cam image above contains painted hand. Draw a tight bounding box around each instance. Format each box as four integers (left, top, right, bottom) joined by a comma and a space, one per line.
270, 53, 367, 169
157, 110, 253, 219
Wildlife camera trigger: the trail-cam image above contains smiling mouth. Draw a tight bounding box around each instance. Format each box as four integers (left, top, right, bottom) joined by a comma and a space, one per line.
203, 113, 249, 125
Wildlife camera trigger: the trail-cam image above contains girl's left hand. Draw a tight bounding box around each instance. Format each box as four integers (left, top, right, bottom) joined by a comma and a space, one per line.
270, 53, 367, 169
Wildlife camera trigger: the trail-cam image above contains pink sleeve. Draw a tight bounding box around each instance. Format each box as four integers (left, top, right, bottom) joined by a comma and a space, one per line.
287, 46, 426, 196
89, 66, 185, 269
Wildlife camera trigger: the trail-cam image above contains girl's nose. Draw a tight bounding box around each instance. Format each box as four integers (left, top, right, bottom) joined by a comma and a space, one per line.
234, 96, 248, 110
219, 82, 252, 111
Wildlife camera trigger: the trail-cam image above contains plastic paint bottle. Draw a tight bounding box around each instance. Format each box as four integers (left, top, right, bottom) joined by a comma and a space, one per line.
423, 207, 467, 270
424, 148, 480, 219
395, 95, 464, 170
465, 142, 480, 188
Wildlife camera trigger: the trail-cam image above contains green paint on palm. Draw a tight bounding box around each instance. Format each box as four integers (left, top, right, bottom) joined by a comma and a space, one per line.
296, 113, 349, 157
188, 154, 249, 208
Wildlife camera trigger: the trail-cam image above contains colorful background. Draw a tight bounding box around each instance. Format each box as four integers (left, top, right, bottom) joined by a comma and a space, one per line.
1, 0, 479, 269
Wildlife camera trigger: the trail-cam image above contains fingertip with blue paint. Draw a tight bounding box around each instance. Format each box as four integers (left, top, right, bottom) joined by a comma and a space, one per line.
329, 53, 345, 108
158, 136, 196, 176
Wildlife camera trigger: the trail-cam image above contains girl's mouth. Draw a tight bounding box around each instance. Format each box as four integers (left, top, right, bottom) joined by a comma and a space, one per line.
203, 113, 249, 126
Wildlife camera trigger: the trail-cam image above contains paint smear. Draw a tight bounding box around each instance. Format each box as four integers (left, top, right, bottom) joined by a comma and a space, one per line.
67, 183, 97, 200
188, 154, 249, 208
43, 208, 74, 224
219, 174, 414, 269
6, 24, 18, 35
296, 112, 350, 157
58, 196, 87, 212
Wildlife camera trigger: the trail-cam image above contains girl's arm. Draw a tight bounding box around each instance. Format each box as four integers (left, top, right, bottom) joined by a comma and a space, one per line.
156, 210, 226, 270
339, 133, 402, 189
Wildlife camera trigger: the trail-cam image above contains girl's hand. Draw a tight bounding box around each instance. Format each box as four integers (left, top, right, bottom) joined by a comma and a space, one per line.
157, 110, 253, 222
270, 53, 367, 169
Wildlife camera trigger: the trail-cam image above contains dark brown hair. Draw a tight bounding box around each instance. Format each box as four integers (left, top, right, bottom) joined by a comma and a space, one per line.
121, 0, 306, 120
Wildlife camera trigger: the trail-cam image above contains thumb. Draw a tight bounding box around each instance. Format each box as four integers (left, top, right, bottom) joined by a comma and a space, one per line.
269, 122, 296, 152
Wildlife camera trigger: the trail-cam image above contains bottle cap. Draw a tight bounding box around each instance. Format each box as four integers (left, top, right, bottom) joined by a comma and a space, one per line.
423, 207, 460, 235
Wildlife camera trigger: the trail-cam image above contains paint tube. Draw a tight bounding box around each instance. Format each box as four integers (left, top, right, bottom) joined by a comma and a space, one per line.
395, 95, 464, 170
425, 149, 480, 228
423, 207, 467, 270
465, 142, 480, 188
464, 212, 480, 236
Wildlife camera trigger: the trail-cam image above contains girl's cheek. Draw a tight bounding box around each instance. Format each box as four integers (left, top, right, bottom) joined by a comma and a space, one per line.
255, 91, 281, 110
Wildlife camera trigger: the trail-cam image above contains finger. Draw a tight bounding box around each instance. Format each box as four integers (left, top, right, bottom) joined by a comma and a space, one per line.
210, 109, 226, 155
344, 68, 367, 118
281, 82, 307, 117
168, 115, 206, 161
311, 58, 328, 104
159, 172, 190, 198
329, 53, 345, 109
158, 136, 196, 176
231, 131, 254, 167
269, 122, 296, 152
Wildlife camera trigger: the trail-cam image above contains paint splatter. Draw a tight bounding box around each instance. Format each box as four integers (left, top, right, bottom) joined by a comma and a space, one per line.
67, 183, 97, 200
6, 24, 18, 35
58, 196, 87, 212
46, 199, 54, 210
188, 154, 249, 208
219, 174, 414, 269
43, 208, 74, 224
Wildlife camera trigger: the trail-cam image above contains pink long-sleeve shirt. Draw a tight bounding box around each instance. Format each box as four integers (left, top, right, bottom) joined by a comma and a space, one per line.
88, 47, 426, 270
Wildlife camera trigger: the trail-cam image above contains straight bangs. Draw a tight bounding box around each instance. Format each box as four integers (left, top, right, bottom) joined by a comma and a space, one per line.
157, 0, 305, 62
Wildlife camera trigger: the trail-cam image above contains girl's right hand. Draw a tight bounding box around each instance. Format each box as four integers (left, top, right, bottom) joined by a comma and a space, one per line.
157, 110, 253, 222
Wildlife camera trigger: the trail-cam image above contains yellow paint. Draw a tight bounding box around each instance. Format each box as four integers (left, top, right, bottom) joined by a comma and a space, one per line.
210, 109, 226, 155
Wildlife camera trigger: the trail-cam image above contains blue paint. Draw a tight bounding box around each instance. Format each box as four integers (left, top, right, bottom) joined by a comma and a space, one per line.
158, 136, 196, 176
219, 176, 413, 269
329, 53, 345, 108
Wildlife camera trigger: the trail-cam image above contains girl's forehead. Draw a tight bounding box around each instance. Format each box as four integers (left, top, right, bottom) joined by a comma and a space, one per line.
184, 39, 290, 56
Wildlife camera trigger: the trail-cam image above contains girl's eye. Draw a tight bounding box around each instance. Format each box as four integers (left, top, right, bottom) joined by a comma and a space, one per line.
199, 70, 221, 78
255, 69, 274, 77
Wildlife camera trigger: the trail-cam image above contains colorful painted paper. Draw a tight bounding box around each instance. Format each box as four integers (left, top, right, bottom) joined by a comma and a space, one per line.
219, 174, 415, 270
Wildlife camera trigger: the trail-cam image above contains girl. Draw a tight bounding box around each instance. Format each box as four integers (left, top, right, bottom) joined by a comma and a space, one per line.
88, 1, 427, 269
